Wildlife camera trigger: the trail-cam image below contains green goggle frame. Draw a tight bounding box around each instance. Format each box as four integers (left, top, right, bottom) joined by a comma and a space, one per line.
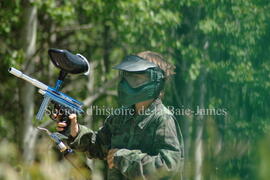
119, 68, 164, 88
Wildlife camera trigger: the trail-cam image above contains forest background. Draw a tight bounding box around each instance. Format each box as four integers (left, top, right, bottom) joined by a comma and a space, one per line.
0, 0, 270, 179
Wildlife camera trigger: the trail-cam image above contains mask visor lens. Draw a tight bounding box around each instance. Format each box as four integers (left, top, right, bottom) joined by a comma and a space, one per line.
123, 71, 150, 88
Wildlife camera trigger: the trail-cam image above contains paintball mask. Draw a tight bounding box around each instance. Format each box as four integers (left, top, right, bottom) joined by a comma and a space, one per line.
113, 55, 165, 107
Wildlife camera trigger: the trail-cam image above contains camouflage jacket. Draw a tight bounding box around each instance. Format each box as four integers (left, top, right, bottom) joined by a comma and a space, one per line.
69, 98, 184, 180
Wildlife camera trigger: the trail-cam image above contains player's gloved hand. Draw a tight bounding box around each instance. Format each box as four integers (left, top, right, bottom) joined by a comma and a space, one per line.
55, 113, 79, 138
107, 149, 118, 169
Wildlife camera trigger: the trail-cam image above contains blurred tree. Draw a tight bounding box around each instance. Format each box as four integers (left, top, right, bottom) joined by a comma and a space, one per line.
19, 0, 38, 163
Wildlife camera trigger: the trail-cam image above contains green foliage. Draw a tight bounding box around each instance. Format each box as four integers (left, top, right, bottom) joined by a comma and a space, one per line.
0, 0, 21, 35
35, 0, 76, 25
0, 140, 92, 180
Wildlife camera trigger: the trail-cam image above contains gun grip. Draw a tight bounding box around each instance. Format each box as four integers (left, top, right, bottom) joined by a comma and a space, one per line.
59, 115, 71, 136
37, 96, 51, 120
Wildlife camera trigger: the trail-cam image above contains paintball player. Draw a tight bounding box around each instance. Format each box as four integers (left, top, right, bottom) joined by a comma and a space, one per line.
55, 51, 184, 180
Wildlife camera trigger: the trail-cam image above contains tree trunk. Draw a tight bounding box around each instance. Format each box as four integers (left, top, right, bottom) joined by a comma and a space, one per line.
19, 0, 38, 163
194, 68, 206, 180
102, 23, 110, 74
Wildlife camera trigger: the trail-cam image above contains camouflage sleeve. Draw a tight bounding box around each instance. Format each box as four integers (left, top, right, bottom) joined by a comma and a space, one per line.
68, 116, 113, 159
113, 114, 184, 179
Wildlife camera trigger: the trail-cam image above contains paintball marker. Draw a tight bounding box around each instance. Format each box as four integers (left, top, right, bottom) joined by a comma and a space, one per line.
9, 48, 90, 134
9, 49, 91, 179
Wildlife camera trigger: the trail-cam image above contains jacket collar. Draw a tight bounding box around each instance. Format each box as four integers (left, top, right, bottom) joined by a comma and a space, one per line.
136, 98, 162, 129
122, 98, 162, 128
